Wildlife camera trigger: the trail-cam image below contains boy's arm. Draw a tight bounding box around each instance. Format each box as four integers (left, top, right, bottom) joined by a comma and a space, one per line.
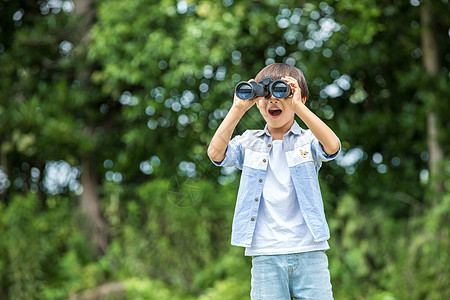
207, 94, 257, 162
282, 76, 340, 156
293, 103, 340, 156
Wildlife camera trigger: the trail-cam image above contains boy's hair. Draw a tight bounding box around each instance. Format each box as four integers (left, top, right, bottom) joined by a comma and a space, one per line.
255, 63, 309, 100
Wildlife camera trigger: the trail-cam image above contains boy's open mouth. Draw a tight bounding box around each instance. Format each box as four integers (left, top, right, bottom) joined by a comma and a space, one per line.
269, 107, 282, 117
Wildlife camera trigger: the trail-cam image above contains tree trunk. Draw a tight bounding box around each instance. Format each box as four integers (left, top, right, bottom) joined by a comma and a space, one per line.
420, 0, 444, 196
74, 0, 108, 255
74, 0, 91, 15
80, 158, 108, 255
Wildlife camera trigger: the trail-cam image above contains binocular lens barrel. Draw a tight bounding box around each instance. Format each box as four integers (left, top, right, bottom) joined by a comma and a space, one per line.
235, 78, 291, 100
270, 80, 291, 99
235, 82, 254, 100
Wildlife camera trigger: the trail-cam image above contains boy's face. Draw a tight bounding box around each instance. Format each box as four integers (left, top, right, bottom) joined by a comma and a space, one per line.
256, 96, 295, 130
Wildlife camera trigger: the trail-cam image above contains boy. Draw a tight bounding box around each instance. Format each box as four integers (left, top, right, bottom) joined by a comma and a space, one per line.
207, 63, 340, 300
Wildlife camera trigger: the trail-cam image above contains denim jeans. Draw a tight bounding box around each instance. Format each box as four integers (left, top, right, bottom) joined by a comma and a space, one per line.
250, 251, 333, 300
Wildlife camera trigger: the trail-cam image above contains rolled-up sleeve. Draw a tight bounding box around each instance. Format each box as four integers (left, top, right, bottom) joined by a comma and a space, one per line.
210, 137, 244, 170
311, 136, 341, 163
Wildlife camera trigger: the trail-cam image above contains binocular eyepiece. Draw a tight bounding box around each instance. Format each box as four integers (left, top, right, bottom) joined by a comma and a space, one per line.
235, 77, 291, 100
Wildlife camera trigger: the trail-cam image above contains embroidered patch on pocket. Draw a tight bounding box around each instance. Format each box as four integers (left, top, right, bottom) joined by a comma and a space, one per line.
285, 144, 313, 167
299, 149, 309, 158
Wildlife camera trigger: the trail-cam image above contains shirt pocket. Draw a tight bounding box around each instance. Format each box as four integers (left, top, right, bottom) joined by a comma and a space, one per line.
285, 143, 313, 167
243, 149, 268, 171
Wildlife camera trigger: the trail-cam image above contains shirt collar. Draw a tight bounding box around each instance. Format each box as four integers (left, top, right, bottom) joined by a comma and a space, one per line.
289, 120, 303, 135
255, 120, 303, 137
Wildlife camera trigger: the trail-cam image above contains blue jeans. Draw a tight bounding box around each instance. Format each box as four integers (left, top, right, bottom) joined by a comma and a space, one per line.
250, 251, 333, 300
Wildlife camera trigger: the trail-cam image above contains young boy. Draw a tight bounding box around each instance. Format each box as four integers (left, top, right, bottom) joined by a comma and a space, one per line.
207, 63, 340, 300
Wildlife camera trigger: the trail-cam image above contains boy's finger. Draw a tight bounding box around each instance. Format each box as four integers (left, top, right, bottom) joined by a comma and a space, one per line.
283, 77, 297, 85
282, 75, 295, 81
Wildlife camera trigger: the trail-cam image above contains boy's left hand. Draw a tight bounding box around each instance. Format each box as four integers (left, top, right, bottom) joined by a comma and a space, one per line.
281, 76, 306, 109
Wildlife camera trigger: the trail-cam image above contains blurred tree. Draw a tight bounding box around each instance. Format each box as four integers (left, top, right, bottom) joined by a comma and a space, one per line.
316, 0, 449, 213
420, 0, 445, 196
73, 0, 108, 255
0, 0, 110, 255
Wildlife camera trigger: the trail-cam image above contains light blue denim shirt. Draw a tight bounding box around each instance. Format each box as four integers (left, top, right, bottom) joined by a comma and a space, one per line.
212, 121, 340, 247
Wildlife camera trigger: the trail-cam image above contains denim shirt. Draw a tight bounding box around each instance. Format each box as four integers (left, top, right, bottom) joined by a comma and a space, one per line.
212, 121, 340, 247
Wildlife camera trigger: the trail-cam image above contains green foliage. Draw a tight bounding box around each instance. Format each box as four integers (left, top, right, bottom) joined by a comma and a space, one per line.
0, 193, 97, 299
328, 194, 405, 298
391, 167, 450, 299
328, 168, 450, 300
100, 178, 242, 291
123, 278, 193, 300
198, 277, 250, 300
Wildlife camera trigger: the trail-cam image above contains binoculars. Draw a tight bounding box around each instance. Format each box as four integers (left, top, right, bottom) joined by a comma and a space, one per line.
235, 77, 292, 100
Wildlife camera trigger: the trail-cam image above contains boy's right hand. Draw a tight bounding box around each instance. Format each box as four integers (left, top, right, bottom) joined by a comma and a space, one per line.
231, 79, 260, 113
207, 80, 259, 163
232, 93, 258, 112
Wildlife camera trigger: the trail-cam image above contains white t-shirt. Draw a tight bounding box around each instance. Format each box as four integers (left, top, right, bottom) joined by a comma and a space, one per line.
245, 140, 329, 256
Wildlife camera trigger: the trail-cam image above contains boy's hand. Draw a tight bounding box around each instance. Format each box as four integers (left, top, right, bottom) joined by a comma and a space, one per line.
207, 79, 259, 163
231, 79, 260, 113
281, 76, 340, 156
232, 93, 258, 112
281, 76, 306, 109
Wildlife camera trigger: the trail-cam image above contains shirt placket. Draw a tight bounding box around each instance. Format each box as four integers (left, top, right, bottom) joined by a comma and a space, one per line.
246, 137, 272, 244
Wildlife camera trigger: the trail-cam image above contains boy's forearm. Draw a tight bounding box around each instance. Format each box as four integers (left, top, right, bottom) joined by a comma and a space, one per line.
207, 106, 246, 162
293, 103, 340, 155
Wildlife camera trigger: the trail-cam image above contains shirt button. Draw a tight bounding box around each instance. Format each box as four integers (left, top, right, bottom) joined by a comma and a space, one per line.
251, 217, 255, 221
267, 144, 271, 147
259, 179, 263, 183
255, 198, 259, 202
263, 159, 267, 163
